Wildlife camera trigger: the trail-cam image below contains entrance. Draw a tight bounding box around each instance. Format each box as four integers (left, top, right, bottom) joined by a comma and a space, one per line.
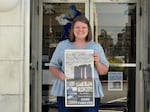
30, 0, 139, 112
41, 1, 89, 112
93, 2, 137, 112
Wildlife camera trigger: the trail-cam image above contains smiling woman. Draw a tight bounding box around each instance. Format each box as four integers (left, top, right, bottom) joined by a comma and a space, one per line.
49, 15, 109, 112
0, 0, 18, 11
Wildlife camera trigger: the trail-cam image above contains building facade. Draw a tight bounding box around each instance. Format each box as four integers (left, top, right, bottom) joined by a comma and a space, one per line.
0, 0, 149, 112
0, 0, 30, 112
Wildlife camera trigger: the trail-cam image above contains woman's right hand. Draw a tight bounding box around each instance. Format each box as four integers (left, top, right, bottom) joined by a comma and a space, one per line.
49, 66, 66, 81
59, 72, 66, 81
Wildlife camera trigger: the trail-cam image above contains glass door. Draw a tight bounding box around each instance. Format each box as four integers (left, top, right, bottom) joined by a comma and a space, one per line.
92, 0, 137, 112
41, 0, 89, 112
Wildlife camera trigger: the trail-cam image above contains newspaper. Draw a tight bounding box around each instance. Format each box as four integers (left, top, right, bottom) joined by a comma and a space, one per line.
65, 50, 95, 107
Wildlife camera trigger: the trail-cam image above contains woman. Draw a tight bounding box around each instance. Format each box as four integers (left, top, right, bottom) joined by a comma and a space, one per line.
49, 15, 109, 112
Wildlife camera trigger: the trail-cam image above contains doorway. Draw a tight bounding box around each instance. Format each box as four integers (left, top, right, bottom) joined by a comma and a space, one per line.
40, 0, 89, 112
30, 0, 139, 112
92, 2, 137, 112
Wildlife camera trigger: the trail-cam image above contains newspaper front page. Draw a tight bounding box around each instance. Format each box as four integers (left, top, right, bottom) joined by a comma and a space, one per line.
65, 50, 95, 107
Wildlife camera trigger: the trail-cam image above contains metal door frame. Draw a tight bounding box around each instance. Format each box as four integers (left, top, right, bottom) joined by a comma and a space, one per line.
90, 0, 142, 112
36, 0, 143, 112
38, 0, 90, 112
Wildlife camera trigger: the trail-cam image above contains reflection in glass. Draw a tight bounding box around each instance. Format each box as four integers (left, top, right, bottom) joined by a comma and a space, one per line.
94, 3, 136, 112
42, 3, 85, 69
94, 3, 136, 64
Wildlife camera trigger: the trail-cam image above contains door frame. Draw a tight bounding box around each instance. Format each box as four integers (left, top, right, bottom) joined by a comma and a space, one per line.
38, 0, 91, 111
30, 0, 42, 112
36, 0, 143, 112
91, 0, 143, 112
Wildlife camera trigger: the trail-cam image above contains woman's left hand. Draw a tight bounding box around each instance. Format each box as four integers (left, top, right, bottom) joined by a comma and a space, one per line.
94, 53, 100, 64
94, 53, 108, 75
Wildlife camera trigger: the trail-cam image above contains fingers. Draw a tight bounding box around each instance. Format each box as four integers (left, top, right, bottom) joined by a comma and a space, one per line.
59, 72, 66, 81
94, 53, 100, 63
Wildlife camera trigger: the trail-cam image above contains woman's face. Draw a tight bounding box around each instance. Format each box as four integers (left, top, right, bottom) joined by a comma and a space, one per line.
73, 21, 88, 41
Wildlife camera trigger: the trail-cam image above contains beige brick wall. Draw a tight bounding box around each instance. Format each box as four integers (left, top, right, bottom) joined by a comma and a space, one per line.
0, 0, 29, 112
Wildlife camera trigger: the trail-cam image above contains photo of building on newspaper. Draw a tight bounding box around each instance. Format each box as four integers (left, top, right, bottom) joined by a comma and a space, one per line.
65, 50, 95, 107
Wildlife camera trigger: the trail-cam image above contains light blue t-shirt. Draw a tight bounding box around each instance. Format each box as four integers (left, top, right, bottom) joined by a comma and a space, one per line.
49, 39, 109, 97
